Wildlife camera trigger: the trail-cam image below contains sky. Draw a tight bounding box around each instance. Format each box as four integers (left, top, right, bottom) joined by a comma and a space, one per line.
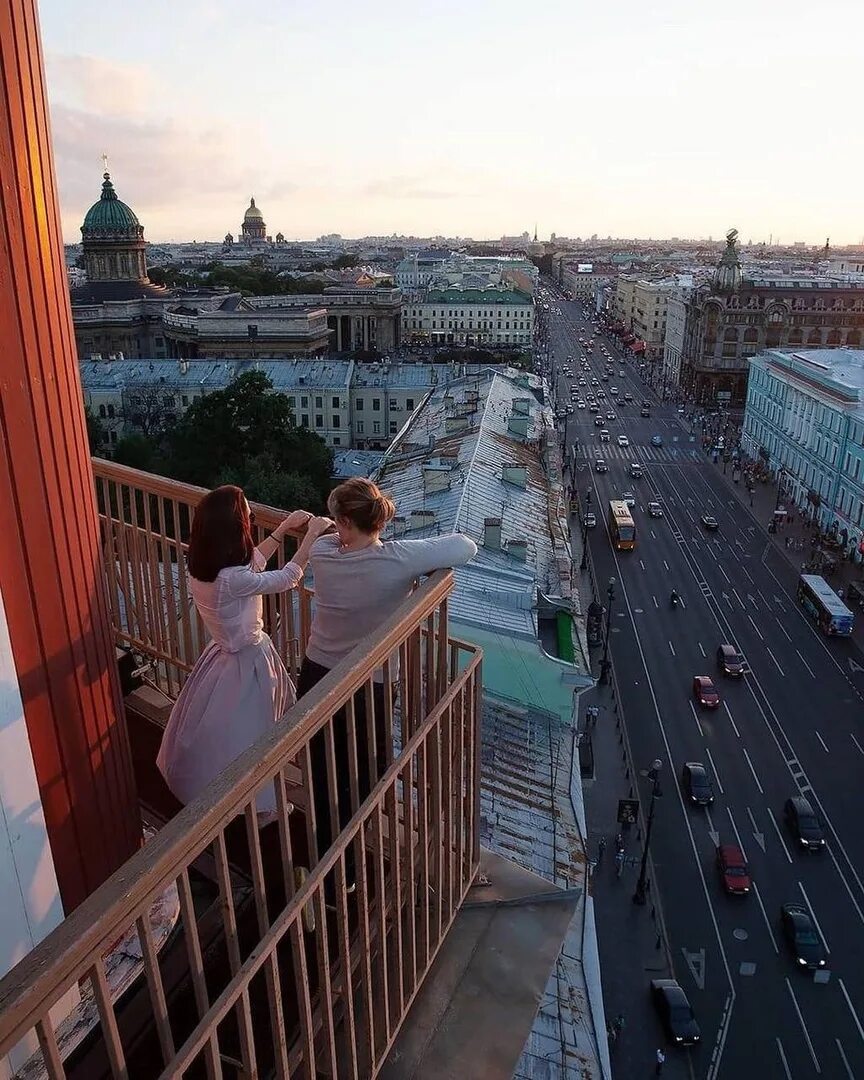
39, 0, 864, 246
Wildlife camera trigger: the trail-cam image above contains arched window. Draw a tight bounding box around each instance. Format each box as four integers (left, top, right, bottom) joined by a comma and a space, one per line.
744, 327, 759, 343
807, 329, 822, 345
723, 327, 738, 341
827, 329, 842, 345
846, 330, 861, 346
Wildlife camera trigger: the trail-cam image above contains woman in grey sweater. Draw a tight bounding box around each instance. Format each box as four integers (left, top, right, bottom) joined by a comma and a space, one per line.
298, 477, 477, 868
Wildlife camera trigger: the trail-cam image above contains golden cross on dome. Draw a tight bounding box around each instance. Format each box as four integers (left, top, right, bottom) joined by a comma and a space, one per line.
102, 153, 109, 174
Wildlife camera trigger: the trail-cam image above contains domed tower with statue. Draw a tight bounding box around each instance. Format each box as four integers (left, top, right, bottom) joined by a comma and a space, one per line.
81, 166, 149, 288
241, 196, 267, 245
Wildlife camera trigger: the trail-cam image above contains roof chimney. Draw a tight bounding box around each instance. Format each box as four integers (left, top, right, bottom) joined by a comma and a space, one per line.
408, 509, 436, 532
422, 465, 451, 493
508, 414, 529, 437
484, 517, 502, 550
445, 415, 469, 434
507, 538, 528, 561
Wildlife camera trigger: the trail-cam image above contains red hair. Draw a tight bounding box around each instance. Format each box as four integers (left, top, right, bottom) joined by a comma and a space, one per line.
187, 485, 254, 582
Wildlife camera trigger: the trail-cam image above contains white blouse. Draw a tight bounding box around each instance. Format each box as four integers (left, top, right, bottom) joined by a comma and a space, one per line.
189, 549, 303, 653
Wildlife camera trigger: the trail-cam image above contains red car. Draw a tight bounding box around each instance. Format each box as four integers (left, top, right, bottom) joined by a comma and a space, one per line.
716, 844, 751, 895
693, 675, 720, 708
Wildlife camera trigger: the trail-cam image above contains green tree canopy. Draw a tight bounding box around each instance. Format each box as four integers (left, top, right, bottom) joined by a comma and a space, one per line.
164, 371, 332, 510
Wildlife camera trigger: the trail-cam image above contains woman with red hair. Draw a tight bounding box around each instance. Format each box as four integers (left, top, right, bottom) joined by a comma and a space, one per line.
157, 485, 331, 816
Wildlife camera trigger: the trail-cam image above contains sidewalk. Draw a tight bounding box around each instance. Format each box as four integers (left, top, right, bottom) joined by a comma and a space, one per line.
571, 531, 687, 1078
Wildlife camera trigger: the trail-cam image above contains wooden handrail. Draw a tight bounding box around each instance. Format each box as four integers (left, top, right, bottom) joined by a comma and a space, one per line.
0, 566, 456, 1045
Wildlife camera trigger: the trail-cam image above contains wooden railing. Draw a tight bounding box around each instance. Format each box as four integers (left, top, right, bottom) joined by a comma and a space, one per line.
93, 458, 314, 697
0, 462, 482, 1079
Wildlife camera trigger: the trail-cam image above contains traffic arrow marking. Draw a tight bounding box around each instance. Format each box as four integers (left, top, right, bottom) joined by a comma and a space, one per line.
746, 807, 766, 853
682, 947, 706, 991
849, 658, 864, 675
705, 808, 720, 848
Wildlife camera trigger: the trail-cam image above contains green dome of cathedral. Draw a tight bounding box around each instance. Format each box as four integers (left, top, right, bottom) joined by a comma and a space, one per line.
81, 173, 142, 238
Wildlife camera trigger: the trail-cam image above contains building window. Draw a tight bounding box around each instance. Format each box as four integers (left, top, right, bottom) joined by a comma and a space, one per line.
406, 397, 414, 410
181, 395, 189, 407
107, 404, 115, 418
373, 398, 381, 411
332, 396, 339, 408
333, 415, 341, 428
98, 404, 106, 418
357, 420, 364, 433
373, 421, 381, 433
163, 396, 175, 408
301, 414, 309, 426
356, 398, 364, 411
390, 421, 398, 434
315, 415, 323, 428
301, 396, 309, 408
315, 396, 323, 408
333, 436, 341, 446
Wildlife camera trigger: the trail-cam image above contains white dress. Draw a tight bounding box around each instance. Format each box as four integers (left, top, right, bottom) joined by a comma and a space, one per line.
157, 549, 303, 814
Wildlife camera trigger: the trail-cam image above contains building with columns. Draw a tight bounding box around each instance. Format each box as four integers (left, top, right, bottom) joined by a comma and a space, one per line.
674, 230, 864, 405
401, 286, 534, 348
240, 196, 268, 245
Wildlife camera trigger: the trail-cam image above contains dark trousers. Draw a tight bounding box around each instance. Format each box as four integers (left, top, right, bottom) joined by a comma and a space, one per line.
298, 657, 389, 865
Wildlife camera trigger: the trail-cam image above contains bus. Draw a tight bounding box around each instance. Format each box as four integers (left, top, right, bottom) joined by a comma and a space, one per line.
797, 574, 854, 636
609, 500, 636, 550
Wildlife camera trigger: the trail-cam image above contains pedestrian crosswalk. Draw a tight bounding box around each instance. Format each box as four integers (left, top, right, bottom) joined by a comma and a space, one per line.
580, 441, 704, 465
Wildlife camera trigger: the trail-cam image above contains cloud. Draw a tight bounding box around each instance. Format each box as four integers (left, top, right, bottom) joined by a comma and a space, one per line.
46, 53, 154, 118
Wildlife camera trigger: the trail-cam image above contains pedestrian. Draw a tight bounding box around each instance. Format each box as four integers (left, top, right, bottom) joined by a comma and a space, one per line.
785, 536, 790, 549
613, 1013, 625, 1036
838, 587, 844, 600
655, 1047, 666, 1074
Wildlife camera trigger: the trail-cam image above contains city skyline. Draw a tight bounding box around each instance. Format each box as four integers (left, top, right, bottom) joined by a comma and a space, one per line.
40, 0, 864, 245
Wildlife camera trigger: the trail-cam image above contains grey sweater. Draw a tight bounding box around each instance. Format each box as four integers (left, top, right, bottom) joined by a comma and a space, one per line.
304, 533, 478, 670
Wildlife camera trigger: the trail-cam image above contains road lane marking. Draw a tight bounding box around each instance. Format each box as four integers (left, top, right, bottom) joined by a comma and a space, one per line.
815, 731, 829, 753
705, 747, 723, 794
681, 946, 706, 991
798, 881, 829, 951
745, 806, 766, 852
747, 613, 764, 640
768, 810, 794, 863
663, 559, 670, 571
775, 617, 792, 642
851, 733, 864, 756
698, 641, 706, 657
754, 881, 779, 953
766, 647, 785, 676
708, 993, 734, 1080
742, 747, 764, 793
718, 564, 731, 582
724, 702, 740, 738
652, 594, 658, 608
836, 1039, 854, 1079
639, 559, 645, 570
668, 640, 676, 656
796, 649, 815, 677
689, 699, 704, 736
786, 978, 821, 1073
731, 587, 746, 609
776, 1038, 793, 1080
839, 978, 864, 1044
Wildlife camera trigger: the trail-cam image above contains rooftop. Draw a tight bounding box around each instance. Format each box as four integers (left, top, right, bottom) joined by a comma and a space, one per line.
759, 348, 864, 410
421, 287, 533, 305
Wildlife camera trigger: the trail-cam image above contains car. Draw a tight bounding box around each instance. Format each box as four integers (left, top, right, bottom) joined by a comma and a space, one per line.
701, 514, 719, 531
650, 980, 700, 1046
716, 844, 751, 895
678, 405, 686, 414
610, 386, 619, 395
622, 492, 636, 507
681, 761, 714, 805
585, 512, 597, 529
577, 401, 586, 409
624, 392, 633, 401
693, 675, 720, 708
717, 644, 746, 676
648, 501, 664, 517
617, 397, 627, 406
597, 389, 606, 398
595, 459, 608, 473
617, 435, 629, 447
781, 903, 827, 969
588, 404, 599, 412
566, 404, 574, 413
606, 412, 616, 421
594, 415, 605, 427
640, 407, 651, 417
784, 796, 825, 851
629, 462, 643, 479
599, 429, 610, 441
601, 373, 609, 381
650, 435, 663, 447
578, 377, 586, 385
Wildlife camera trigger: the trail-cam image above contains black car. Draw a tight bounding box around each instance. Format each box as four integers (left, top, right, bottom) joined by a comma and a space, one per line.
781, 903, 827, 969
650, 979, 701, 1045
717, 644, 746, 676
784, 796, 825, 851
701, 514, 719, 531
682, 762, 714, 806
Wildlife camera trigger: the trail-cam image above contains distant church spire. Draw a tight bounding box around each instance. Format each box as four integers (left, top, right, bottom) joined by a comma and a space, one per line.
533, 223, 538, 242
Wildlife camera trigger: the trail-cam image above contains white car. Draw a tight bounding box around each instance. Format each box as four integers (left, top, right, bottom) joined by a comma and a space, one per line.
648, 502, 664, 517
585, 513, 597, 529
618, 435, 630, 447
577, 401, 586, 409
622, 492, 636, 507
599, 429, 610, 441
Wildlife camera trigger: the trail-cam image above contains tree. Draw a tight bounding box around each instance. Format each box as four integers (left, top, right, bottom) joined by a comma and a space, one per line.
114, 434, 161, 472
165, 371, 332, 510
122, 386, 174, 437
85, 406, 105, 452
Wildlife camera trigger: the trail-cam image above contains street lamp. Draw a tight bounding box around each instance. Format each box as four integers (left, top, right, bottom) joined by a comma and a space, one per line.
580, 488, 592, 571
599, 576, 615, 684
633, 759, 663, 906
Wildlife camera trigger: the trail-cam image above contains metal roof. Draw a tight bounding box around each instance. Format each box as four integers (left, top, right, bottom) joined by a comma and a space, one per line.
375, 368, 573, 641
